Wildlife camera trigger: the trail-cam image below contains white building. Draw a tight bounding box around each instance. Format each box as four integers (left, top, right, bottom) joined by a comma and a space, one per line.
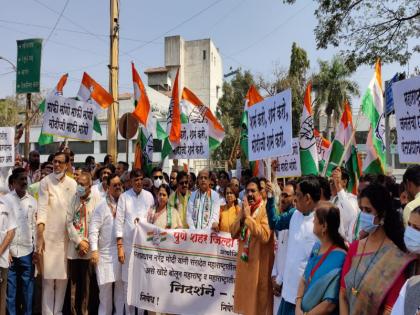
145, 35, 223, 114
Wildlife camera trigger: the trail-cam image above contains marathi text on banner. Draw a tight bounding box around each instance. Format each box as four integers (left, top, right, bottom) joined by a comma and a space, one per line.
42, 95, 95, 141
0, 127, 15, 168
274, 137, 301, 177
392, 75, 420, 163
171, 123, 209, 159
127, 222, 238, 315
247, 89, 293, 161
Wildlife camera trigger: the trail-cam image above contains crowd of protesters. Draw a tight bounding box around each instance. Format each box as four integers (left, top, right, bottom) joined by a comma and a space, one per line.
0, 138, 419, 315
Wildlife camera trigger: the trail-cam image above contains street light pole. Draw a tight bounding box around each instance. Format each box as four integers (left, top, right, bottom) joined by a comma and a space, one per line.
0, 56, 18, 126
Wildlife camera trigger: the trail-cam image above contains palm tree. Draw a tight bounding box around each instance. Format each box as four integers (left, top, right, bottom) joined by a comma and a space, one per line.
311, 56, 360, 140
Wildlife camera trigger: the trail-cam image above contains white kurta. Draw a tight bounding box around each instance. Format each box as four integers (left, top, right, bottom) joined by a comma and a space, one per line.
115, 188, 154, 282
89, 198, 121, 285
91, 182, 107, 199
281, 210, 317, 304
186, 189, 220, 229
331, 189, 359, 242
0, 197, 17, 268
37, 173, 77, 279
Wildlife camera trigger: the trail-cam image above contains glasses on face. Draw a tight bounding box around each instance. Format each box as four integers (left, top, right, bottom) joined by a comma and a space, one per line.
53, 159, 66, 165
179, 180, 188, 186
111, 183, 123, 188
199, 176, 208, 180
246, 189, 257, 193
281, 193, 292, 198
154, 175, 163, 180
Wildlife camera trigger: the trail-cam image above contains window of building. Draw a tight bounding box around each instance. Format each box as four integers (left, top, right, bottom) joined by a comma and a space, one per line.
100, 140, 128, 153
34, 142, 60, 155
203, 50, 206, 60
68, 141, 94, 154
355, 131, 368, 144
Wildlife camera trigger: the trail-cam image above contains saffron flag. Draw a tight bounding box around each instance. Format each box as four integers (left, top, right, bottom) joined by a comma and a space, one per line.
132, 63, 154, 172
166, 69, 181, 149
38, 73, 68, 145
77, 72, 114, 109
181, 87, 225, 151
361, 59, 386, 174
299, 83, 319, 175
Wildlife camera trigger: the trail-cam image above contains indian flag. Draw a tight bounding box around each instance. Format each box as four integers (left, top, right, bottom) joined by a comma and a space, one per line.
314, 128, 330, 173
181, 87, 225, 150
166, 68, 182, 149
240, 86, 264, 177
299, 83, 319, 175
38, 74, 68, 145
132, 63, 154, 171
324, 101, 361, 193
77, 72, 114, 109
361, 59, 386, 174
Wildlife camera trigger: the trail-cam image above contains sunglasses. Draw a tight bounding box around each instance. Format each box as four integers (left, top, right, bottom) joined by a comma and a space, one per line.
154, 176, 163, 180
179, 180, 188, 186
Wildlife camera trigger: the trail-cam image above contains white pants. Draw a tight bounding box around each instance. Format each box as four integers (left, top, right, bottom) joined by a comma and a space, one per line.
123, 281, 144, 315
98, 280, 124, 315
42, 278, 68, 315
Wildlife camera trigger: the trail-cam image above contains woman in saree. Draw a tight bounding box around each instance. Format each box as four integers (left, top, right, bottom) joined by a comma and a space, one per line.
339, 183, 415, 315
146, 184, 183, 229
295, 201, 348, 315
218, 184, 241, 233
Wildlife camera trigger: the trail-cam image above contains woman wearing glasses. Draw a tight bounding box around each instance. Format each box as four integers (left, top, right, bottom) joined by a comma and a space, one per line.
218, 184, 240, 233
147, 184, 182, 229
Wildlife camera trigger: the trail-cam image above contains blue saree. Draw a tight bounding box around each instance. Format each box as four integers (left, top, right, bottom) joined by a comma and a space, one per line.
301, 243, 346, 314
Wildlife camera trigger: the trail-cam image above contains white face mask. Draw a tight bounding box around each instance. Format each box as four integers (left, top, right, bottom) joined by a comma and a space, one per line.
54, 171, 65, 180
359, 211, 380, 234
154, 178, 162, 189
404, 226, 420, 254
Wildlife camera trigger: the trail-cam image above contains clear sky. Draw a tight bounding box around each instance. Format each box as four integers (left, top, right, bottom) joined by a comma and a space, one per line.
0, 0, 418, 108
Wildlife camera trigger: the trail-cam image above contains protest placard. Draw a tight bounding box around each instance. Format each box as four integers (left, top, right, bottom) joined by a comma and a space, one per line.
42, 95, 95, 141
127, 222, 238, 315
0, 127, 15, 168
392, 76, 420, 163
247, 89, 292, 161
171, 123, 209, 159
274, 137, 301, 177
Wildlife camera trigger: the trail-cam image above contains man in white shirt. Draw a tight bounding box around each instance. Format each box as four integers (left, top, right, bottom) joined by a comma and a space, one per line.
67, 171, 101, 315
92, 165, 114, 199
266, 176, 320, 315
36, 151, 77, 315
402, 165, 420, 226
187, 169, 220, 230
4, 168, 36, 314
115, 169, 154, 315
330, 167, 359, 243
0, 195, 17, 315
90, 174, 124, 315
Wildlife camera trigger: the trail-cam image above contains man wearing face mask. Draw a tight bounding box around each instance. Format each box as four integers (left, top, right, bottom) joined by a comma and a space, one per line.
186, 169, 220, 230
92, 165, 115, 199
392, 205, 420, 315
66, 172, 101, 315
89, 174, 125, 315
36, 151, 77, 315
115, 169, 154, 315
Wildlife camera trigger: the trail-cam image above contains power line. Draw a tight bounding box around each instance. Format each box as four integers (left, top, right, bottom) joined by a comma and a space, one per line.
44, 0, 70, 47
227, 4, 310, 57
207, 0, 246, 32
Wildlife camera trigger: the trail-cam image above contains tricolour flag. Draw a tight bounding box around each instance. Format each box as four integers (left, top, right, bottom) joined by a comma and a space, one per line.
181, 87, 225, 150
361, 59, 386, 174
324, 101, 361, 193
314, 128, 331, 173
166, 69, 181, 149
132, 63, 154, 172
240, 86, 264, 177
299, 83, 319, 175
38, 73, 68, 145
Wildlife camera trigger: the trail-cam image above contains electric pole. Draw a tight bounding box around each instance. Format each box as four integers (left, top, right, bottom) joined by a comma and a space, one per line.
108, 0, 119, 162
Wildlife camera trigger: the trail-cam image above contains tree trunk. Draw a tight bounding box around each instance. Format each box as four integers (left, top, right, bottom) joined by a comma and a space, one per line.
326, 113, 332, 140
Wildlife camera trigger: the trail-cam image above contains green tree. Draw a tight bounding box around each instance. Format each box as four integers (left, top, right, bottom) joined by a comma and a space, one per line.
311, 56, 359, 139
213, 70, 256, 162
285, 0, 420, 66
0, 97, 25, 127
